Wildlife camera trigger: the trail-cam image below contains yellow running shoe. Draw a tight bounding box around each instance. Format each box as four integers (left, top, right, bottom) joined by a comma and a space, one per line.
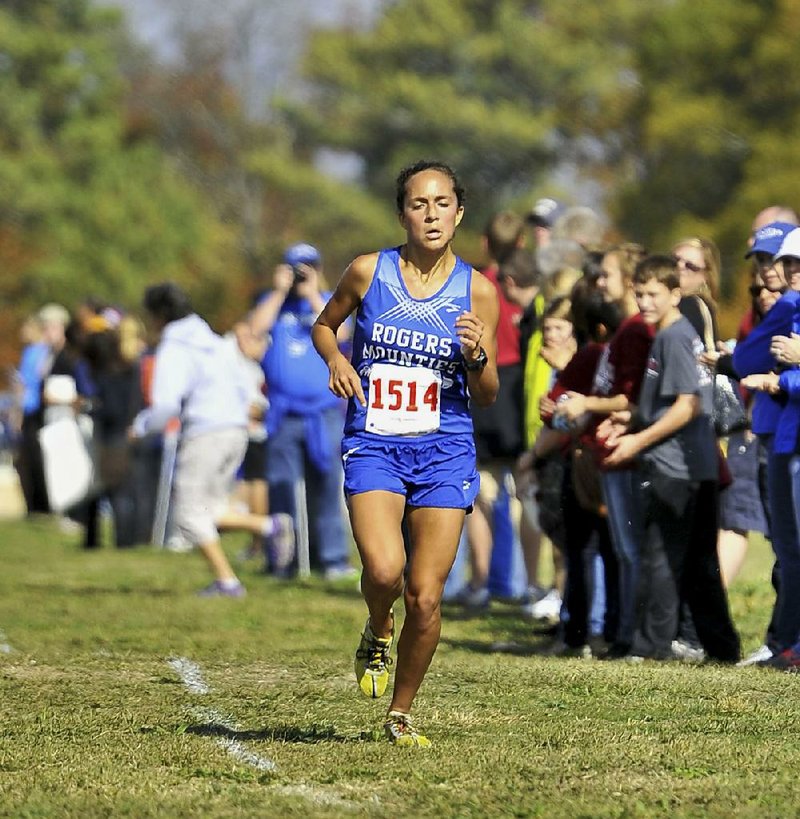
383, 710, 431, 748
354, 618, 393, 698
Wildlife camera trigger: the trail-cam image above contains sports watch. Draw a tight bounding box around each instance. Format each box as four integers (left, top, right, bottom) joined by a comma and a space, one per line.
463, 347, 488, 372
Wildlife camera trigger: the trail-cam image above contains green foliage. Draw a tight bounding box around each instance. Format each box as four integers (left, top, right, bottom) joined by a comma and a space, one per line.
247, 147, 404, 281
286, 0, 567, 228
6, 0, 800, 357
285, 0, 661, 231
0, 0, 241, 332
286, 0, 800, 301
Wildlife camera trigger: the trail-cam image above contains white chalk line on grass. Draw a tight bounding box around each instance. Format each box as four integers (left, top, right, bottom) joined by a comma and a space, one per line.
167, 656, 209, 694
0, 629, 13, 654
167, 656, 277, 773
190, 704, 277, 773
166, 657, 375, 808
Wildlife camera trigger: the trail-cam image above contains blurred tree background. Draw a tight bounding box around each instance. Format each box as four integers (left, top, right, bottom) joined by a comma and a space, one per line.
2, 0, 799, 372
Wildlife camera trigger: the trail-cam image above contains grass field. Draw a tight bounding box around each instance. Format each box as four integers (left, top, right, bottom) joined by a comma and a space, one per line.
0, 516, 797, 818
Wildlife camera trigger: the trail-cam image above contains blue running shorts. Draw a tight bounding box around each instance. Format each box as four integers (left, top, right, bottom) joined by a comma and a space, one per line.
341, 433, 480, 510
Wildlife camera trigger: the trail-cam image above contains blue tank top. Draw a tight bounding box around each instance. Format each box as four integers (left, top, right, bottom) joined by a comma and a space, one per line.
344, 247, 474, 440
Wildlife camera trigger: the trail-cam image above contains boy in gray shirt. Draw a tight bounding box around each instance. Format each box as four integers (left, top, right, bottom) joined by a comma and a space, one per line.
603, 255, 739, 661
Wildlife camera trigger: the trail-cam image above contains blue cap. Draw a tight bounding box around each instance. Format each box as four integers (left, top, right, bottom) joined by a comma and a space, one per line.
283, 242, 321, 267
745, 222, 798, 258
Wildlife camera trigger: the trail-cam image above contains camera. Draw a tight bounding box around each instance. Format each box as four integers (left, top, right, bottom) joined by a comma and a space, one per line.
292, 265, 307, 285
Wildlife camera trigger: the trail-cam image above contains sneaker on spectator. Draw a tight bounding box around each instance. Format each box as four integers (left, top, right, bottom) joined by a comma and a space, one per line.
519, 584, 546, 615
264, 513, 295, 573
545, 639, 592, 659
197, 580, 246, 598
452, 584, 490, 611
524, 588, 562, 622
324, 565, 359, 582
736, 644, 774, 668
237, 543, 262, 562
165, 534, 193, 553
600, 642, 633, 661
384, 710, 431, 747
624, 654, 646, 664
759, 646, 800, 670
57, 515, 83, 536
524, 584, 548, 605
588, 634, 609, 658
671, 639, 706, 663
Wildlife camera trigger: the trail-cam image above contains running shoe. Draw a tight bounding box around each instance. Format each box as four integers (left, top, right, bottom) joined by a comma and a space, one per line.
196, 580, 246, 598
264, 513, 296, 573
384, 710, 431, 748
354, 617, 393, 698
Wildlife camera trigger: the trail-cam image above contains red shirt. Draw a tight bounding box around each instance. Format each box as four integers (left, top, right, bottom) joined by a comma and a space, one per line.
597, 313, 655, 401
482, 265, 522, 367
545, 342, 607, 458
548, 342, 606, 408
546, 316, 655, 469
593, 313, 655, 467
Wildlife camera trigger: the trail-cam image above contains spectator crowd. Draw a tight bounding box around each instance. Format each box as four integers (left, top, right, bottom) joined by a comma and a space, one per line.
5, 195, 800, 670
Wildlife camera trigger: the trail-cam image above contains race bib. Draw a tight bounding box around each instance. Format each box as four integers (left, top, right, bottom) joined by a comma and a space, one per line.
365, 362, 441, 436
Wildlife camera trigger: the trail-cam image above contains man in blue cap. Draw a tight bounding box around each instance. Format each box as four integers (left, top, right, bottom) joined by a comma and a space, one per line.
248, 244, 354, 580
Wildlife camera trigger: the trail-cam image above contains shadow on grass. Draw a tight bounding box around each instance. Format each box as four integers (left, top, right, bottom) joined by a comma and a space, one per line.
314, 584, 364, 601
440, 612, 558, 656
185, 721, 378, 744
23, 583, 174, 597
440, 636, 554, 657
440, 602, 538, 622
258, 575, 363, 601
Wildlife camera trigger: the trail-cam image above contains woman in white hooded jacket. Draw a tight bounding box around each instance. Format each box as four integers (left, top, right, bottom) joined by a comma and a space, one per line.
132, 283, 293, 596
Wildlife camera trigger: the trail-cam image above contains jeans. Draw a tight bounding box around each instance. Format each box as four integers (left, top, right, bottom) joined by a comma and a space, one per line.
589, 551, 606, 637
632, 474, 702, 659
681, 479, 740, 662
632, 474, 739, 662
766, 448, 800, 650
266, 408, 349, 572
562, 470, 618, 648
601, 469, 644, 648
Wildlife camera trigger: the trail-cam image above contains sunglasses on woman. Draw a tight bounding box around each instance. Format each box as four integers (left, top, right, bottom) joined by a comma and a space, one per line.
675, 257, 706, 274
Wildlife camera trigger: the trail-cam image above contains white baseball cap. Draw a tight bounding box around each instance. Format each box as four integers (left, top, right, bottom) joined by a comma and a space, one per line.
774, 227, 800, 261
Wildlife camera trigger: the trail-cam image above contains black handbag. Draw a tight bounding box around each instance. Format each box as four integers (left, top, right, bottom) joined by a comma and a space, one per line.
712, 373, 748, 436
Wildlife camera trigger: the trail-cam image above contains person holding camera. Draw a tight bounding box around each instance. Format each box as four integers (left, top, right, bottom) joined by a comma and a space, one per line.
248, 243, 353, 580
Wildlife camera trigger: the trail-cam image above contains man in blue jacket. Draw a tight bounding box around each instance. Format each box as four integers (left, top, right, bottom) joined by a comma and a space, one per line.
735, 226, 800, 666
250, 244, 353, 579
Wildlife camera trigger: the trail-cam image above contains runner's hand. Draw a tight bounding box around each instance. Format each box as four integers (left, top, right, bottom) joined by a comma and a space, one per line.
455, 311, 484, 362
328, 353, 366, 406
